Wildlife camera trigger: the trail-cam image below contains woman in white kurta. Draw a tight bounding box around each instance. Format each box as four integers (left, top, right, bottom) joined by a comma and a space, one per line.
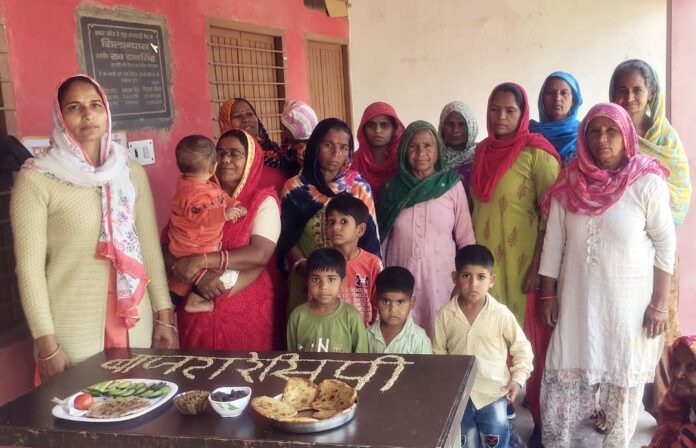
537, 103, 675, 448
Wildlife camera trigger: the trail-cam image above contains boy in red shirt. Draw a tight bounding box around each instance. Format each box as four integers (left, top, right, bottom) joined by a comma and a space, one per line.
168, 135, 246, 313
325, 194, 383, 326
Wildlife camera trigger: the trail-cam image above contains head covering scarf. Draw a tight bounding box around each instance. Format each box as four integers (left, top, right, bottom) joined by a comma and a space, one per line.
218, 128, 263, 205
471, 83, 559, 203
541, 103, 668, 217
277, 118, 380, 265
438, 101, 479, 170
377, 120, 461, 241
647, 335, 696, 448
24, 74, 146, 328
352, 102, 405, 201
610, 60, 692, 225
529, 71, 583, 166
280, 100, 318, 141
218, 97, 297, 174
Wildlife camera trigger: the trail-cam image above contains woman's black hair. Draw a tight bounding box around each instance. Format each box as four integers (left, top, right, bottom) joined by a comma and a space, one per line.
57, 76, 98, 105
491, 82, 525, 114
217, 128, 249, 153
609, 59, 658, 99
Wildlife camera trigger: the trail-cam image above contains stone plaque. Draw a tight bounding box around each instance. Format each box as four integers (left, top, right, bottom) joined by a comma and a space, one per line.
80, 16, 171, 124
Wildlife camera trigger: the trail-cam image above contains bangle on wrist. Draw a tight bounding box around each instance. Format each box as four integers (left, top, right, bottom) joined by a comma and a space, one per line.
155, 319, 178, 332
539, 295, 557, 301
203, 252, 208, 269
292, 258, 306, 272
219, 250, 229, 270
38, 344, 62, 362
648, 303, 668, 313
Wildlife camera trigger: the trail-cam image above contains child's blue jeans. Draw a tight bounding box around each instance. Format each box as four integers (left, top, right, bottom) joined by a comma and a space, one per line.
460, 397, 510, 448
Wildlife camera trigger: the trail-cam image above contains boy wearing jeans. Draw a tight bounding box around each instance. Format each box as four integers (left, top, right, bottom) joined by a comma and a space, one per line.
433, 245, 533, 448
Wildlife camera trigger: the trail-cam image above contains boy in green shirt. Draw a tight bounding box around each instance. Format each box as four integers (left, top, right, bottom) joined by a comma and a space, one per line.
286, 248, 368, 353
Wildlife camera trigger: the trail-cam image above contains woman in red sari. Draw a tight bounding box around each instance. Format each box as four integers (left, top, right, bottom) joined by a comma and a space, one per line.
169, 129, 284, 350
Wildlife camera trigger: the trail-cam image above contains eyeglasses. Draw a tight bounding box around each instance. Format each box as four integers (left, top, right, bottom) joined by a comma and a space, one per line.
216, 148, 246, 161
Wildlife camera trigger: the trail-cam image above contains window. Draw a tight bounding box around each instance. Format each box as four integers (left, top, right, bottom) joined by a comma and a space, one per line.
0, 11, 25, 346
207, 20, 287, 143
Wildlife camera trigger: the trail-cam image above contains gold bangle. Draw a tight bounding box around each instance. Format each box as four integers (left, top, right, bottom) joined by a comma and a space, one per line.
38, 344, 62, 362
155, 318, 178, 332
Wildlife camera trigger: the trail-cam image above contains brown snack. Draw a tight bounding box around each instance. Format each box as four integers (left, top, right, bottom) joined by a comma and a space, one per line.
312, 409, 340, 420
311, 379, 357, 411
251, 396, 297, 420
276, 416, 319, 423
281, 377, 319, 411
86, 397, 151, 419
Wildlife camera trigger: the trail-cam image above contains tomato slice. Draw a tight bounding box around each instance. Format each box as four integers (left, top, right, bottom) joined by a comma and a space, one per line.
73, 392, 93, 410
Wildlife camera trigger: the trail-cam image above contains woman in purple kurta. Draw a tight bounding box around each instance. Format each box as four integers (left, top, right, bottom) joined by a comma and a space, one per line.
377, 120, 475, 335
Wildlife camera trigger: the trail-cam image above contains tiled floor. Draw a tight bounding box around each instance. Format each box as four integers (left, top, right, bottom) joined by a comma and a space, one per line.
512, 392, 656, 447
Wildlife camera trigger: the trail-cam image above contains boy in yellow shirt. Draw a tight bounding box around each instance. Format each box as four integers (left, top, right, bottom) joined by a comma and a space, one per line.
433, 244, 533, 448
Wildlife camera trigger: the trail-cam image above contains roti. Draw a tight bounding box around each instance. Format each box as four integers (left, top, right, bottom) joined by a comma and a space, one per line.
312, 409, 340, 420
251, 396, 298, 420
311, 379, 357, 411
86, 397, 151, 419
276, 416, 319, 423
282, 377, 319, 411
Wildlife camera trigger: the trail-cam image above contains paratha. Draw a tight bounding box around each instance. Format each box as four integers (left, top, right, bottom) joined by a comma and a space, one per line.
276, 415, 319, 423
312, 409, 340, 419
310, 379, 357, 411
251, 396, 298, 420
86, 397, 151, 419
282, 377, 319, 411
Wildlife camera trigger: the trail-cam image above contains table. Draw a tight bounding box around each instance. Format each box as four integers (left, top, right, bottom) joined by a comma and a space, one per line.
0, 348, 476, 448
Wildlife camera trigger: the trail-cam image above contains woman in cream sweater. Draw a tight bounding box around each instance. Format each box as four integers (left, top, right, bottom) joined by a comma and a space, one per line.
10, 74, 177, 382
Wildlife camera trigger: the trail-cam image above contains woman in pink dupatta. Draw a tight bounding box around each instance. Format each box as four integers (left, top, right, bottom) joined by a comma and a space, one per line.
538, 103, 675, 447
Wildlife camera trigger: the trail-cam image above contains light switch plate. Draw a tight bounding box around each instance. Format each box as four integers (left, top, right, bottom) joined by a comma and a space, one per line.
128, 139, 155, 165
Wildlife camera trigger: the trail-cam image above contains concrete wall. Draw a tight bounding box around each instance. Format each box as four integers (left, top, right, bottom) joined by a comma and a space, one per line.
349, 0, 666, 128
349, 0, 696, 333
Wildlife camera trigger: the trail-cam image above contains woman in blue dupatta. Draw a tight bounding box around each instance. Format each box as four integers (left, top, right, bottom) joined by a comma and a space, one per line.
530, 71, 583, 167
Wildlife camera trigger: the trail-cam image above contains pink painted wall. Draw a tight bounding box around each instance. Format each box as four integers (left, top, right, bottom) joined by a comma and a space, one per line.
1, 0, 348, 226
669, 0, 696, 334
0, 0, 347, 404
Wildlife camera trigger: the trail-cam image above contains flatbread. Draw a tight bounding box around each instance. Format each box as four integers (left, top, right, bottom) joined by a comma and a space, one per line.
311, 379, 357, 411
251, 396, 297, 420
312, 409, 340, 419
276, 416, 319, 423
282, 377, 319, 411
86, 397, 151, 419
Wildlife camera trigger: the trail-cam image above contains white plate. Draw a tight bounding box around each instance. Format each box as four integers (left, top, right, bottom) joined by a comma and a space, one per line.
51, 379, 178, 423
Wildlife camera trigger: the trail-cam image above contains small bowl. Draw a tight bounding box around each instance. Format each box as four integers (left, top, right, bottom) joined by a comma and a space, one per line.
173, 390, 210, 415
208, 386, 252, 417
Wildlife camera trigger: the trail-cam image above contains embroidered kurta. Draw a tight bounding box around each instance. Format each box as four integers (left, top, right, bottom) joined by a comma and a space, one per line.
382, 182, 474, 335
540, 173, 675, 386
471, 147, 559, 323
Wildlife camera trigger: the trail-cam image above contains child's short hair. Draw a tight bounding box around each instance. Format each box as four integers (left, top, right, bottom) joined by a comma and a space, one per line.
375, 266, 414, 296
325, 193, 370, 226
175, 135, 216, 174
455, 244, 495, 272
306, 248, 346, 279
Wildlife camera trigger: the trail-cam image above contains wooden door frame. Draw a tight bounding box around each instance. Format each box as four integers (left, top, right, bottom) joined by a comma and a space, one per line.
304, 33, 352, 127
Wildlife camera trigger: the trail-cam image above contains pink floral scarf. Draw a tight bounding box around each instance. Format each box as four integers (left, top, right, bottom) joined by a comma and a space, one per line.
542, 103, 668, 217
25, 74, 147, 328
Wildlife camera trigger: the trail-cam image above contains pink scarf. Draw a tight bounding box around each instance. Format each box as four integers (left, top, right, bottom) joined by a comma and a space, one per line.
25, 74, 147, 328
542, 103, 668, 217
